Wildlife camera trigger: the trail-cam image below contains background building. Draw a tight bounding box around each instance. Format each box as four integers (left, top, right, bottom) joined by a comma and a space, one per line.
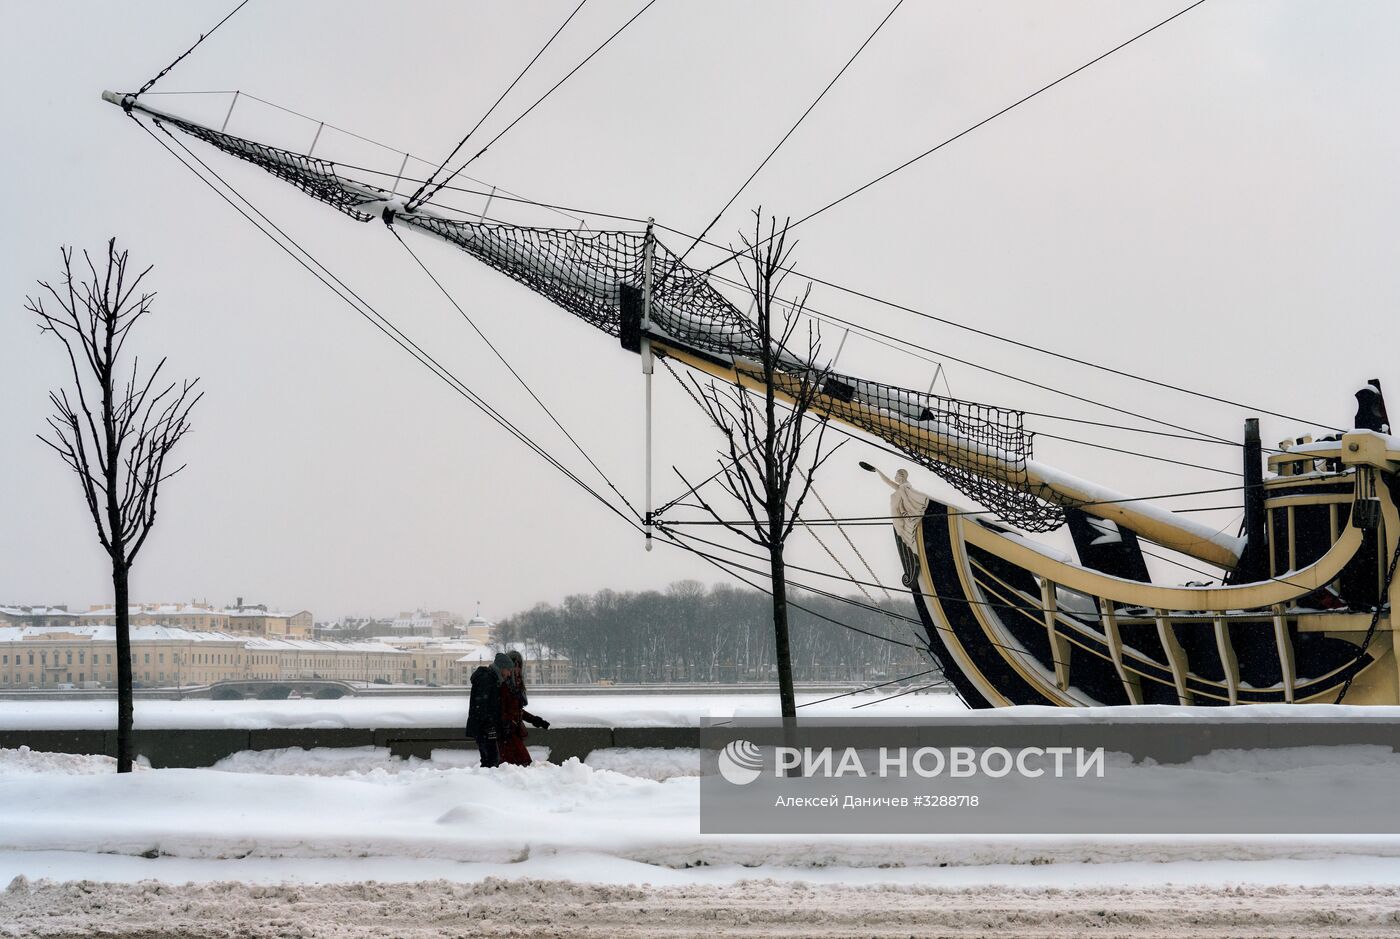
388, 609, 465, 637
0, 624, 245, 689
0, 606, 79, 629
0, 625, 571, 689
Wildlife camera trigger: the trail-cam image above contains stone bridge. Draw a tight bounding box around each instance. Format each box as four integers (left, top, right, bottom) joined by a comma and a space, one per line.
198, 678, 361, 699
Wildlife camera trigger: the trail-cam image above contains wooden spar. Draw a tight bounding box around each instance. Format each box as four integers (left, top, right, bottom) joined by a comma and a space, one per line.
655, 343, 1246, 569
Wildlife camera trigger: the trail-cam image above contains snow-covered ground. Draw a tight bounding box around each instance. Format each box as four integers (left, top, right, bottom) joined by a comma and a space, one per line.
8, 698, 1400, 935
5, 743, 1400, 936
7, 877, 1400, 938
4, 743, 1400, 877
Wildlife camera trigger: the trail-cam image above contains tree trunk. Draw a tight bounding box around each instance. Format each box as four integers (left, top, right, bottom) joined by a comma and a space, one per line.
770, 541, 798, 772
770, 543, 797, 722
113, 560, 133, 773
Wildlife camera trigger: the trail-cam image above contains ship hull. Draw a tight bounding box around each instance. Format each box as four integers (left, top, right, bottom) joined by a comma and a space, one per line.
899, 496, 1398, 707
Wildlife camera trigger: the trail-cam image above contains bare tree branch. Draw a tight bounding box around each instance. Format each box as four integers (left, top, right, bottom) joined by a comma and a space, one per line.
26, 238, 199, 773
672, 211, 841, 734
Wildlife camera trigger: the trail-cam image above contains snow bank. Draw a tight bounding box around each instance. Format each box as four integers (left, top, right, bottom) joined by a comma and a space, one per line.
210, 746, 550, 776
586, 748, 702, 780
0, 746, 148, 775
0, 691, 966, 731
5, 745, 1400, 877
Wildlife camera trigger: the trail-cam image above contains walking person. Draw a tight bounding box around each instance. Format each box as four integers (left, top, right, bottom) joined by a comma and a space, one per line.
466, 652, 513, 768
498, 649, 549, 767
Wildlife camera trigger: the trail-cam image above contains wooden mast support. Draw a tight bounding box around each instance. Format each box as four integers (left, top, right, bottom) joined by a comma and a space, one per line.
1272, 604, 1296, 703
1040, 579, 1071, 691
1154, 610, 1193, 705
1213, 616, 1240, 705
1097, 598, 1143, 704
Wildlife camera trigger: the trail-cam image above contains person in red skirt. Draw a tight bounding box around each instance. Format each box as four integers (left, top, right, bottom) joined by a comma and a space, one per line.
498, 649, 549, 766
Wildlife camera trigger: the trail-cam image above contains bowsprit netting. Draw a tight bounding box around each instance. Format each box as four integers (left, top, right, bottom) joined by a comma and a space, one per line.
398, 216, 1063, 532
147, 113, 390, 222
139, 108, 1063, 531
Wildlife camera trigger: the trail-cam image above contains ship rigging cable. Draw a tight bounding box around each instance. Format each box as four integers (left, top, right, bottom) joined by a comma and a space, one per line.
799, 669, 944, 709
406, 0, 589, 212
144, 109, 1248, 502
390, 226, 642, 521
334, 159, 1333, 441
680, 228, 1335, 437
659, 531, 1088, 676
116, 8, 1295, 528
132, 0, 251, 102
135, 19, 1335, 443
674, 0, 905, 267
116, 91, 1257, 551
128, 102, 940, 663
663, 519, 1327, 612
410, 0, 658, 206
698, 0, 1209, 265
173, 121, 1314, 445
134, 115, 643, 537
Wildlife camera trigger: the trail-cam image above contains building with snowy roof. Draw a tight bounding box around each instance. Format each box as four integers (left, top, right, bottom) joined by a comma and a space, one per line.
463, 613, 494, 643
68, 601, 313, 639
0, 624, 246, 689
388, 609, 465, 637
0, 606, 80, 629
0, 622, 569, 691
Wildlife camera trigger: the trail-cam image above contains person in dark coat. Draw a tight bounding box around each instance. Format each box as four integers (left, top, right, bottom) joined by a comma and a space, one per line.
466, 653, 513, 768
498, 650, 549, 767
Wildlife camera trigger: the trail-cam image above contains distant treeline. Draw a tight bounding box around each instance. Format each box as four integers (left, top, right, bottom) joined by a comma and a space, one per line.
496, 581, 929, 683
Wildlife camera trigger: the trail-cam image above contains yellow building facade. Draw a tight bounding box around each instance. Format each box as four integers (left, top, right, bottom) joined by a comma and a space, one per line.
0, 626, 570, 689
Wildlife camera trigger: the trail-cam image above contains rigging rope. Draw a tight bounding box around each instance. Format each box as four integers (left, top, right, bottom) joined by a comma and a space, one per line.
850, 677, 945, 708
697, 0, 1209, 269
269, 140, 1327, 444
133, 0, 252, 102
356, 170, 1333, 442
135, 114, 644, 537
142, 102, 937, 686
657, 348, 934, 652
657, 527, 1090, 670
666, 509, 1325, 607
800, 470, 896, 603
406, 0, 588, 211
138, 21, 1336, 444
688, 246, 1241, 447
798, 668, 944, 709
673, 0, 904, 267
789, 499, 878, 605
122, 95, 1302, 528
659, 534, 922, 650
415, 0, 658, 192
391, 227, 642, 521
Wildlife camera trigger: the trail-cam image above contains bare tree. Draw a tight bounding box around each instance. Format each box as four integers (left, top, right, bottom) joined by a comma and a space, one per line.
678, 214, 841, 731
25, 239, 201, 772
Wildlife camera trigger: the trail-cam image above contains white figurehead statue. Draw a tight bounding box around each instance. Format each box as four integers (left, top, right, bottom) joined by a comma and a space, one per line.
871, 465, 929, 550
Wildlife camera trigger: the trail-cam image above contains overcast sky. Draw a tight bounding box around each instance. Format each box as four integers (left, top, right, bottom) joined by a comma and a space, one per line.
2, 1, 1397, 621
